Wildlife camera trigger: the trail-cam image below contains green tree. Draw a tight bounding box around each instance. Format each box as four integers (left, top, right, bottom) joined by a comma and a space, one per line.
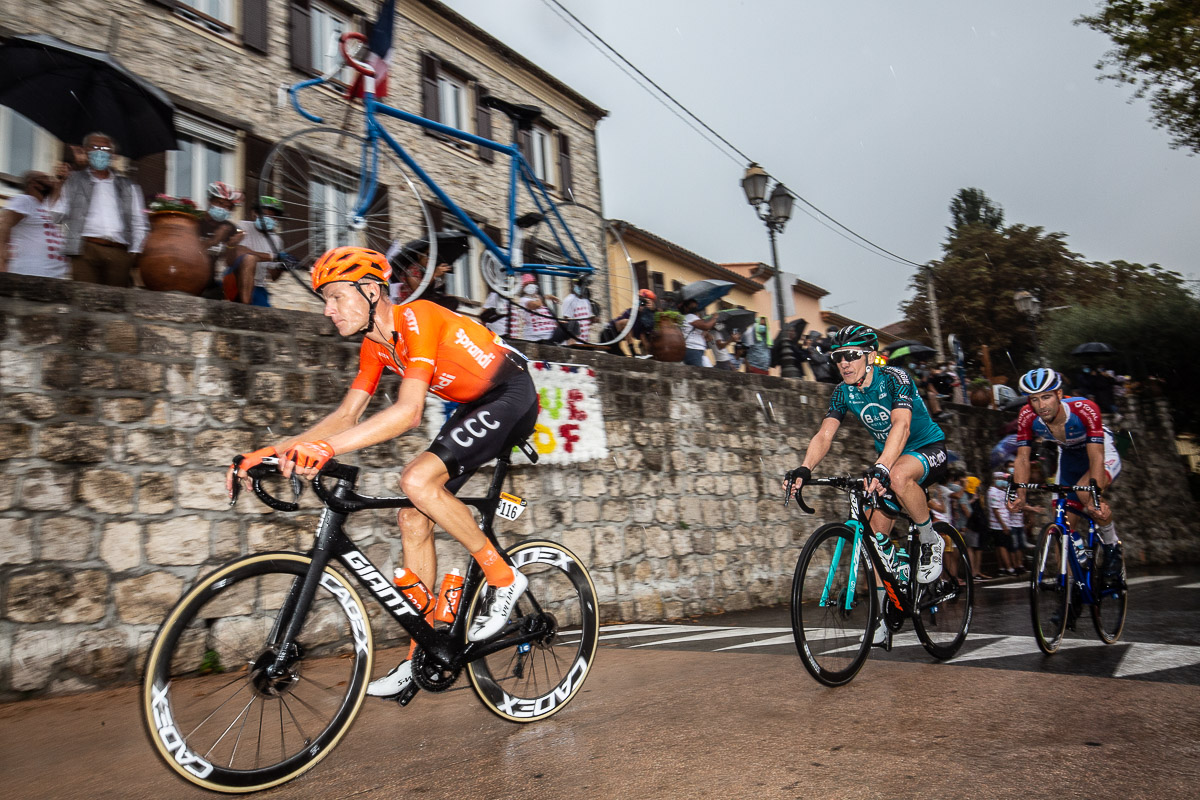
1043, 285, 1200, 433
1077, 1, 1200, 153
902, 223, 1091, 378
948, 187, 1004, 232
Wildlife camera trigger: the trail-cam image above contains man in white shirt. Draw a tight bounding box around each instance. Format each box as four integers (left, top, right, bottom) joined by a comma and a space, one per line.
0, 171, 68, 278
53, 132, 147, 287
558, 280, 597, 344
516, 275, 557, 342
225, 197, 284, 306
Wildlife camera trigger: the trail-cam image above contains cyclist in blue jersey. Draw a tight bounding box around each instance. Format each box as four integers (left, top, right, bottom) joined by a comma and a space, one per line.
785, 326, 949, 610
1007, 368, 1125, 589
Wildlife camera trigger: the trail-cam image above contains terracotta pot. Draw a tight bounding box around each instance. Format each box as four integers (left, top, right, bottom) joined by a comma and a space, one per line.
650, 319, 686, 362
137, 211, 210, 295
969, 386, 992, 407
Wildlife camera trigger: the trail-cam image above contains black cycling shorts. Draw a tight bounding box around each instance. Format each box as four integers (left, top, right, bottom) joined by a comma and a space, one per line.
428, 368, 539, 493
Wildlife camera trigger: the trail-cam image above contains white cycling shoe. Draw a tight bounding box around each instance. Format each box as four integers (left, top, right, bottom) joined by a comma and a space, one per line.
467, 569, 528, 642
366, 659, 413, 698
918, 537, 944, 584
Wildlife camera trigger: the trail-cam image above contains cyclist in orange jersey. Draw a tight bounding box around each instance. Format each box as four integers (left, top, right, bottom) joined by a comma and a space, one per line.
227, 246, 537, 699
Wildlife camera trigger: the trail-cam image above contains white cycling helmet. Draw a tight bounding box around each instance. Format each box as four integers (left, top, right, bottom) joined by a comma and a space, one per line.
1018, 368, 1062, 395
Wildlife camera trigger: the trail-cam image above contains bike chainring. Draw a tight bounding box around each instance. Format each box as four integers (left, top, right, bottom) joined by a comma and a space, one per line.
884, 598, 905, 632
410, 648, 461, 693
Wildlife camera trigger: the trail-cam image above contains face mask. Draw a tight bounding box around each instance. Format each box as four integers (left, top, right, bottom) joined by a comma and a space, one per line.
572, 285, 584, 296
255, 216, 277, 233
208, 207, 231, 222
523, 284, 538, 295
87, 150, 111, 170
994, 479, 1008, 489
756, 324, 766, 335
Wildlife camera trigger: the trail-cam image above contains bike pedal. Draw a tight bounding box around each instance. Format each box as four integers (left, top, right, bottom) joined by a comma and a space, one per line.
395, 684, 420, 707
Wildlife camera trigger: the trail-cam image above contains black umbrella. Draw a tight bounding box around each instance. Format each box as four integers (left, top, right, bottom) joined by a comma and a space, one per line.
883, 339, 927, 353
1071, 342, 1117, 356
0, 34, 177, 159
716, 308, 756, 333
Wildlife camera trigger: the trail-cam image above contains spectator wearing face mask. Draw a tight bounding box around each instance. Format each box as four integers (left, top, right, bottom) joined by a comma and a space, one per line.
200, 182, 243, 299
557, 278, 598, 344
0, 170, 68, 278
516, 274, 558, 342
743, 316, 772, 374
52, 131, 147, 287
223, 196, 285, 306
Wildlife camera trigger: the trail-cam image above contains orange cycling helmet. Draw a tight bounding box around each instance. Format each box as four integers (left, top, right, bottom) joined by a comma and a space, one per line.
311, 246, 392, 293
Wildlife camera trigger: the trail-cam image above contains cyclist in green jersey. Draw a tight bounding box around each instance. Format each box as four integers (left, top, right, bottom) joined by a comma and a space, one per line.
785, 326, 949, 605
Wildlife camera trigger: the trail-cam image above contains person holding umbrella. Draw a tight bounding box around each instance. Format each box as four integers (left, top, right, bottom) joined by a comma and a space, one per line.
679, 297, 718, 366
52, 132, 147, 287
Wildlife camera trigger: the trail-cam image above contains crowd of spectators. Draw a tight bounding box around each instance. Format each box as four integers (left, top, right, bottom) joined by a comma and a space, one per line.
0, 130, 294, 307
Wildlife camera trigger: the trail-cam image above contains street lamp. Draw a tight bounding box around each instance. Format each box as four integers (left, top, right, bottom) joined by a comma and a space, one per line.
742, 163, 800, 378
1013, 290, 1043, 366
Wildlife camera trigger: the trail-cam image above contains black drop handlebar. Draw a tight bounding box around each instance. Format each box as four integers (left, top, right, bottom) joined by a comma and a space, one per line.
784, 474, 901, 517
1005, 477, 1102, 510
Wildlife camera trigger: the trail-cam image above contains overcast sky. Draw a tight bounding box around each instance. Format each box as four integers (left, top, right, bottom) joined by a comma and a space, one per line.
439, 0, 1200, 328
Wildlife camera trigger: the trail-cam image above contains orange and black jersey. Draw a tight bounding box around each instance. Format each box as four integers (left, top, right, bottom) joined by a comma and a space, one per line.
351, 300, 526, 403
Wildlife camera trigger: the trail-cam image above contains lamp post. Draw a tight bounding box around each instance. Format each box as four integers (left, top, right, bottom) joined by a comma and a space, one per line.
1013, 290, 1043, 366
742, 163, 800, 378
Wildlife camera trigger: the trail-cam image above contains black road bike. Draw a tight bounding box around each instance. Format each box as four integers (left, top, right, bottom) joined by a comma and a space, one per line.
787, 476, 974, 686
141, 444, 599, 793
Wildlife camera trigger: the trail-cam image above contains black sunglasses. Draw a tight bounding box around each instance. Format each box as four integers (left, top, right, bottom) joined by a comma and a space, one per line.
831, 349, 869, 364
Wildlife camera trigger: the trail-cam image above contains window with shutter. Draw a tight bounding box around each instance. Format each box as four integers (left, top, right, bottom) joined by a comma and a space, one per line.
242, 135, 273, 203
557, 133, 573, 198
420, 53, 440, 121
289, 1, 313, 74
242, 0, 269, 54
474, 84, 494, 162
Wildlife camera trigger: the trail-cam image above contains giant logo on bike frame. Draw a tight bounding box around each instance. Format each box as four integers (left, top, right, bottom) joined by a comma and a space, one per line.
422, 361, 608, 465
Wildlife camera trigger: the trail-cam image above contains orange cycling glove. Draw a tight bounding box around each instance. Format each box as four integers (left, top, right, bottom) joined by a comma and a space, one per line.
284, 440, 336, 471
232, 445, 277, 473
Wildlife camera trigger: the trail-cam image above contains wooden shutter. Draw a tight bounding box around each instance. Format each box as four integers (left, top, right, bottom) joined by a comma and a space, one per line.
474, 83, 494, 163
557, 133, 573, 198
145, 0, 178, 10
420, 53, 440, 121
634, 261, 650, 294
131, 152, 167, 203
289, 1, 313, 74
242, 0, 269, 54
242, 134, 273, 203
517, 128, 532, 159
279, 145, 311, 261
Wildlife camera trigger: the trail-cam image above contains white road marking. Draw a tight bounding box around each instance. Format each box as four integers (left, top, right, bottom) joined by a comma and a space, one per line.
950, 635, 1096, 663
599, 625, 728, 641
1115, 643, 1200, 677
1126, 575, 1180, 586
631, 627, 789, 648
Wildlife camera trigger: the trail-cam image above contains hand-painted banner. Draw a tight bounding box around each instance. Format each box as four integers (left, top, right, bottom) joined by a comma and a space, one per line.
422, 361, 608, 465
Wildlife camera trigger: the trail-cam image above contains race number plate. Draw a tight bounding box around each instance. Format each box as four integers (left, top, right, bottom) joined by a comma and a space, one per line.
496, 492, 527, 521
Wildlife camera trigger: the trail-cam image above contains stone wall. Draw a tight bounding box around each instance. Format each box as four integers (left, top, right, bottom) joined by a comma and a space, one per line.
2, 274, 1197, 698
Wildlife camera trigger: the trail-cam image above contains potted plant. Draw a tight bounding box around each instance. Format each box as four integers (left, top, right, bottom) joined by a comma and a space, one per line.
138, 195, 210, 295
649, 310, 686, 362
968, 377, 993, 407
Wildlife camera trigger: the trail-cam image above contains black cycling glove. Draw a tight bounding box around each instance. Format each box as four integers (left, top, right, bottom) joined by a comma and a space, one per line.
863, 463, 891, 490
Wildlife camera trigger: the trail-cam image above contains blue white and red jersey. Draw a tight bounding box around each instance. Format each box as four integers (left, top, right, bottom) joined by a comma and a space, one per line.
1016, 396, 1120, 483
1016, 397, 1104, 451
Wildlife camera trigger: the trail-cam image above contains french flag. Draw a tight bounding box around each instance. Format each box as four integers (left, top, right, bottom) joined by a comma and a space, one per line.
349, 0, 395, 99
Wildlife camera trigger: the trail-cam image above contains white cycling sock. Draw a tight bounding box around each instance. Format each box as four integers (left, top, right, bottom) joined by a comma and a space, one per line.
1097, 522, 1118, 546
914, 517, 937, 544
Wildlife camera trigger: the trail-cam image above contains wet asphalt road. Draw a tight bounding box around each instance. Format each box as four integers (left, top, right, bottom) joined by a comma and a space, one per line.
3, 566, 1199, 799
604, 566, 1200, 686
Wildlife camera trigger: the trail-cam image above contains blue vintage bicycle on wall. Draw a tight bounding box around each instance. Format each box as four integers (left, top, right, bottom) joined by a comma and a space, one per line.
258, 32, 639, 346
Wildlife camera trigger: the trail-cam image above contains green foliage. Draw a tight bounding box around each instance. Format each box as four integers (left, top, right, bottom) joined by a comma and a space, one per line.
1043, 285, 1200, 433
1077, 1, 1200, 153
655, 310, 685, 327
949, 187, 1004, 232
903, 188, 1186, 378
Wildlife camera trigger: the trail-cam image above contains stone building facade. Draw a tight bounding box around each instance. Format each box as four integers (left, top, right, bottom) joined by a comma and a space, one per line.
0, 0, 606, 312
2, 273, 1198, 698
